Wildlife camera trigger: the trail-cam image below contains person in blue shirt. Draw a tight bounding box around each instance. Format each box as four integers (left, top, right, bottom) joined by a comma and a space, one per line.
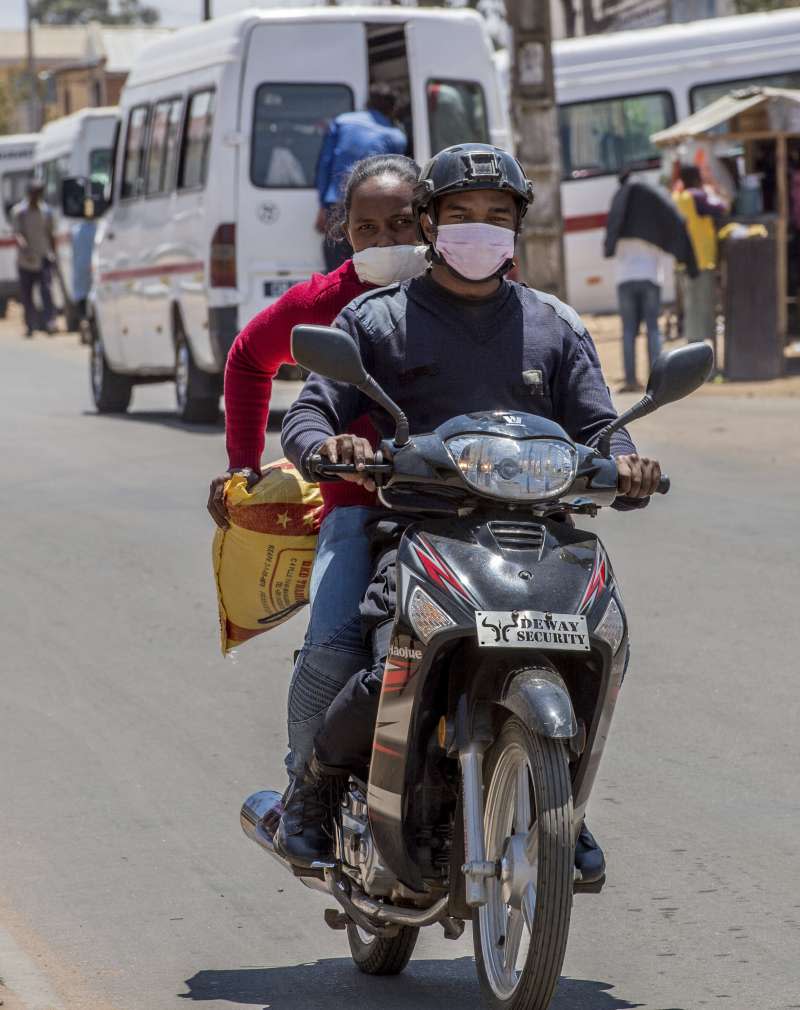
315, 84, 407, 271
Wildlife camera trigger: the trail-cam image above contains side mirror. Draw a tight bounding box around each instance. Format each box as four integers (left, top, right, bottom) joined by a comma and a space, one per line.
61, 176, 109, 219
290, 324, 410, 446
596, 342, 715, 457
646, 342, 714, 408
291, 324, 368, 385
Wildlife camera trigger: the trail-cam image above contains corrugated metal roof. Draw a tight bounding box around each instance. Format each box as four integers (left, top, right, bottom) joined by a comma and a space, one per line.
0, 24, 172, 71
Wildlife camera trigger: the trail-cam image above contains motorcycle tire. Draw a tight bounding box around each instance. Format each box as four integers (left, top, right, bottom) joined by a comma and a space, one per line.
346, 923, 418, 975
473, 716, 573, 1010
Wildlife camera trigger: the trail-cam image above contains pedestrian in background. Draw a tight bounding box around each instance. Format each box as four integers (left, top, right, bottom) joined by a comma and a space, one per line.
672, 164, 726, 343
71, 217, 96, 324
314, 84, 407, 271
12, 180, 56, 338
604, 169, 698, 392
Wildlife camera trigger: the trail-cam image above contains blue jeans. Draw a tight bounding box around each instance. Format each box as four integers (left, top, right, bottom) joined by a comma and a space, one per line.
285, 505, 378, 776
617, 280, 662, 386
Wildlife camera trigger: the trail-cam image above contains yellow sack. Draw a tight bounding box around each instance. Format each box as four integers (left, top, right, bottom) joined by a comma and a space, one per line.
212, 459, 323, 655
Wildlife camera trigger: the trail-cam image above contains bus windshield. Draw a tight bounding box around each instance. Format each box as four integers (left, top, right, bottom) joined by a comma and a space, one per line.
559, 92, 675, 180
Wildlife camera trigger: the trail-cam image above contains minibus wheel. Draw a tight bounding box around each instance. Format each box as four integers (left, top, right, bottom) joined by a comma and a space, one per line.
91, 333, 132, 413
175, 335, 220, 424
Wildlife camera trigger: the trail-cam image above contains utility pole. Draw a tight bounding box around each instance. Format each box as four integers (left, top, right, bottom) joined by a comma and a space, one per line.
203, 0, 212, 20
26, 0, 39, 131
505, 0, 566, 300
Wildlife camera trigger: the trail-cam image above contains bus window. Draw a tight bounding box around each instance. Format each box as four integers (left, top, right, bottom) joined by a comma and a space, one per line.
89, 148, 112, 188
179, 89, 216, 192
427, 80, 488, 156
691, 71, 800, 111
559, 92, 675, 180
2, 168, 33, 216
250, 83, 353, 189
145, 98, 182, 196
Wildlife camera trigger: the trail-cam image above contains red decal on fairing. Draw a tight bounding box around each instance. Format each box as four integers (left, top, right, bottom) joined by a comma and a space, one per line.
579, 544, 608, 612
411, 535, 479, 607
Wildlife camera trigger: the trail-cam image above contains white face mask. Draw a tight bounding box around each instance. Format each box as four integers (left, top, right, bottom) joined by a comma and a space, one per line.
351, 244, 429, 286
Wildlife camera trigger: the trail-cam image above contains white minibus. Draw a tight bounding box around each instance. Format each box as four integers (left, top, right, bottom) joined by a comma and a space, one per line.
554, 8, 800, 312
35, 107, 119, 328
0, 134, 37, 318
80, 7, 509, 421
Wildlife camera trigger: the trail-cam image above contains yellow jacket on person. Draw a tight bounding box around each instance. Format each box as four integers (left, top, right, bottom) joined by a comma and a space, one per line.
673, 190, 718, 271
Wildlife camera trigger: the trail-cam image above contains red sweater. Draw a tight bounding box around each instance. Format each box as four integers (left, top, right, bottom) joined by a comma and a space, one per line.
224, 260, 377, 511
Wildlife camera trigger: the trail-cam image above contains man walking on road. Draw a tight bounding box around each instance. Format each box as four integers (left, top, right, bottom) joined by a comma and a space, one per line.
315, 84, 407, 271
13, 180, 56, 338
604, 169, 698, 392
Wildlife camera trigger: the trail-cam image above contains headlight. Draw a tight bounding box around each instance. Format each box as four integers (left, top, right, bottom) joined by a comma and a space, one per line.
445, 435, 577, 501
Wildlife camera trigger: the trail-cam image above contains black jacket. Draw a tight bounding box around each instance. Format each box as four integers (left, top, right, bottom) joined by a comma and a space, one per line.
282, 274, 647, 510
604, 181, 699, 278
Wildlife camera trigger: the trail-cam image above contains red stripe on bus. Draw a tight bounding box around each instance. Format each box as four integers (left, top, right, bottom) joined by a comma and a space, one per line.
0, 237, 16, 248
564, 213, 608, 233
99, 260, 204, 283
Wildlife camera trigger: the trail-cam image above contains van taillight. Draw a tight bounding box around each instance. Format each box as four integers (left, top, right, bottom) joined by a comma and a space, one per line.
210, 223, 236, 288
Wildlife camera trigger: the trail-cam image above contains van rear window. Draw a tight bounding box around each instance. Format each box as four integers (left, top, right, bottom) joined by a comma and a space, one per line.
427, 81, 489, 156
558, 92, 675, 180
250, 83, 353, 189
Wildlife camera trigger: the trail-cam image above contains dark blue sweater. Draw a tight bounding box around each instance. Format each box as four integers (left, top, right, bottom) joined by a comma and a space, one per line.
282, 275, 639, 496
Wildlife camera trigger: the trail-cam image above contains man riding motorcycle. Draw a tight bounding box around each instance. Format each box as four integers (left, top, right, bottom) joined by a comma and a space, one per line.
277, 143, 661, 880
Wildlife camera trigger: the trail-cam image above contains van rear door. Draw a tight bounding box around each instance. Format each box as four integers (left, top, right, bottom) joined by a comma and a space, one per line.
405, 16, 508, 164
238, 21, 367, 325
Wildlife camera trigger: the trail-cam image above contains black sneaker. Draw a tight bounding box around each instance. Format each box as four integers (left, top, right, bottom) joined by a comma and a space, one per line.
574, 822, 606, 884
274, 757, 337, 868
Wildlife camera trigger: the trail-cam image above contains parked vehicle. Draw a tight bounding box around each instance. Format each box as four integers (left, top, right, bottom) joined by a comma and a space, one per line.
0, 134, 37, 318
553, 8, 800, 312
62, 7, 508, 422
242, 326, 713, 1009
34, 107, 119, 330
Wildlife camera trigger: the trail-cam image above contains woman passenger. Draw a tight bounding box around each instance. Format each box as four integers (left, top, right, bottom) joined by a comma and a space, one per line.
207, 154, 424, 780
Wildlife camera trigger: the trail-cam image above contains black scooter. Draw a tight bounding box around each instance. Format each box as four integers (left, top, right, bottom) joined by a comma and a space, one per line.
241, 327, 712, 1010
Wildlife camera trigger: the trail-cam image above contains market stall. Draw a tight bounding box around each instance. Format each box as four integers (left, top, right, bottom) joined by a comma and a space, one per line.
652, 87, 800, 376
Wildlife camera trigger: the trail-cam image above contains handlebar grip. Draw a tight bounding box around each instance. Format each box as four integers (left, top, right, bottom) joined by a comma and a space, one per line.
307, 451, 391, 481
656, 475, 670, 495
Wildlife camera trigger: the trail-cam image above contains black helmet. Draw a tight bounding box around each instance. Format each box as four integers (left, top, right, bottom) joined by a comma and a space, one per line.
413, 143, 534, 232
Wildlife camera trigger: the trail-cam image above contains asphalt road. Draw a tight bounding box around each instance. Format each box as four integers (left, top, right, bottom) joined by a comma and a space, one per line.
1, 321, 798, 1010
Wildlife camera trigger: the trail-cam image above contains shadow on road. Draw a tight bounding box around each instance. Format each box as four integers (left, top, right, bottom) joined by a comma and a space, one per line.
180, 958, 644, 1009
79, 408, 287, 433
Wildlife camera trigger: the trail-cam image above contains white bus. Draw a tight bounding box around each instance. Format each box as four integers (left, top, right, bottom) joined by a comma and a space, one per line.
80, 7, 510, 421
554, 8, 800, 312
0, 134, 37, 318
34, 107, 119, 328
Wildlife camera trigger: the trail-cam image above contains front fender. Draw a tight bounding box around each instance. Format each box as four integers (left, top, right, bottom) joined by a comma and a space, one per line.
500, 667, 577, 739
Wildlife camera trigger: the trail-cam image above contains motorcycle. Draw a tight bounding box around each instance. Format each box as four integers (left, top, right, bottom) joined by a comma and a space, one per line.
241, 326, 713, 1010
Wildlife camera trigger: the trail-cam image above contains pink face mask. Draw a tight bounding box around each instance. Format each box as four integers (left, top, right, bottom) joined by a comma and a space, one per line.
433, 222, 515, 282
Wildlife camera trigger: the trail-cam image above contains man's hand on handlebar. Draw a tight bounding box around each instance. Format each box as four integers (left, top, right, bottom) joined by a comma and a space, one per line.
615, 453, 662, 498
317, 434, 377, 492
207, 467, 261, 529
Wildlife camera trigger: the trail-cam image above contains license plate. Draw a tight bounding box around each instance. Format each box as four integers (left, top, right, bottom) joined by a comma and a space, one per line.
476, 610, 590, 651
263, 280, 300, 298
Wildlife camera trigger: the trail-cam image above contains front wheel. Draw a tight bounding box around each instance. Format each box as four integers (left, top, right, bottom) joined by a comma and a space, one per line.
473, 717, 574, 1010
175, 335, 220, 424
346, 923, 418, 975
91, 333, 133, 413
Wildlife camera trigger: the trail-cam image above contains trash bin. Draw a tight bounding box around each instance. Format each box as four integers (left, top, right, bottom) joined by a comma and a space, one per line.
722, 236, 784, 380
